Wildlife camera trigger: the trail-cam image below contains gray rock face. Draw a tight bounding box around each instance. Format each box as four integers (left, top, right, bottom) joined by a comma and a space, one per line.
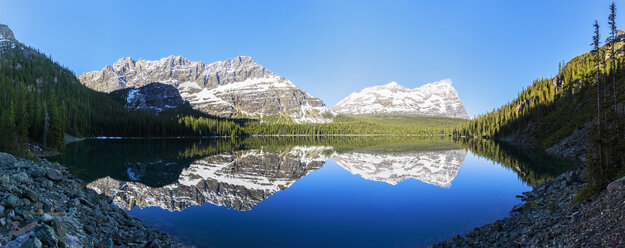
120, 83, 186, 113
332, 79, 470, 119
87, 146, 332, 211
0, 24, 15, 41
546, 122, 591, 162
79, 56, 331, 122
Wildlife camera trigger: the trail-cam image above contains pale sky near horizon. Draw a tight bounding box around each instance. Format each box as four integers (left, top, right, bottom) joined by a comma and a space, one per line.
0, 0, 617, 116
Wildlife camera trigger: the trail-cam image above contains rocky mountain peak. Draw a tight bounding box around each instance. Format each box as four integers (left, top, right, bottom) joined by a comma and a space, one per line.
332, 79, 469, 119
0, 24, 16, 41
418, 79, 455, 93
79, 55, 331, 122
160, 55, 192, 66
111, 57, 136, 72
428, 78, 452, 86
358, 81, 408, 94
114, 57, 135, 66
381, 81, 406, 89
225, 56, 257, 66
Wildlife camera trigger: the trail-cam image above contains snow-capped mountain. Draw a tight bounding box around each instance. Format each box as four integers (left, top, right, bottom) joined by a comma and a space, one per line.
87, 146, 333, 211
79, 56, 332, 123
331, 149, 467, 187
332, 79, 469, 119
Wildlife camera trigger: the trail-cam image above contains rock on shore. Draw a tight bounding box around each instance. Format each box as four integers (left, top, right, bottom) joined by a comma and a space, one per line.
0, 153, 189, 248
434, 167, 625, 247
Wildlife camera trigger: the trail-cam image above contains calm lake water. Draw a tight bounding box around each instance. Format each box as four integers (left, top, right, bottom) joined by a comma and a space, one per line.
53, 137, 573, 248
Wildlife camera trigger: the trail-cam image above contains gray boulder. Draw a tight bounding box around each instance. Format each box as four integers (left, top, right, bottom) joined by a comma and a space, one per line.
20, 238, 42, 248
607, 176, 625, 192
0, 152, 17, 166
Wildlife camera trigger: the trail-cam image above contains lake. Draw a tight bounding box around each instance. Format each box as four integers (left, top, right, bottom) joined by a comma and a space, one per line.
52, 137, 573, 248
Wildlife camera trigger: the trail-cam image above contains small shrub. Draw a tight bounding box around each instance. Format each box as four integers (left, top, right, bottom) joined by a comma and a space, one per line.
573, 182, 605, 204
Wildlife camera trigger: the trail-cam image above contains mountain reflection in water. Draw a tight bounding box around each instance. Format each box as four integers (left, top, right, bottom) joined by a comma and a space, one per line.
333, 150, 466, 187
52, 137, 576, 248
85, 145, 468, 211
88, 146, 332, 211
54, 137, 573, 212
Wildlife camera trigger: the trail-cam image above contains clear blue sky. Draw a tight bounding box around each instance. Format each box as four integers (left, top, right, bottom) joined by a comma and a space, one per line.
0, 0, 616, 116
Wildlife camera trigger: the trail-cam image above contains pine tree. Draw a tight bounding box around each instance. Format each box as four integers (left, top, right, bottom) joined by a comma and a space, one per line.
17, 92, 29, 142
47, 91, 65, 151
591, 20, 606, 183
608, 2, 620, 138
0, 103, 18, 154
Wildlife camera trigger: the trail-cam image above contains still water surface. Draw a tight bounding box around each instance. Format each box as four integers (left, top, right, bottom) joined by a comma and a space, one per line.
54, 137, 572, 248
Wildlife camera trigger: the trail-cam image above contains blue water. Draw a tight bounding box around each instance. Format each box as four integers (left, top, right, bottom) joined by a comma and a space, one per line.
54, 138, 572, 248
128, 154, 527, 248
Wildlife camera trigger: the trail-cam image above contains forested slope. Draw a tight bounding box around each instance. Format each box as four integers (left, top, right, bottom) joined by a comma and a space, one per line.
455, 10, 625, 194
455, 33, 625, 149
0, 39, 240, 156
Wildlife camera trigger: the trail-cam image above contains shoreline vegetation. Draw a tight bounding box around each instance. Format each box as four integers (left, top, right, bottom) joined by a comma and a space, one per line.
76, 133, 452, 140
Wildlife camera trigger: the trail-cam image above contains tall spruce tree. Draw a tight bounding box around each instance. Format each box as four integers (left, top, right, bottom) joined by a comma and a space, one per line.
0, 103, 17, 154
591, 20, 605, 181
47, 91, 65, 151
608, 2, 619, 135
17, 91, 29, 142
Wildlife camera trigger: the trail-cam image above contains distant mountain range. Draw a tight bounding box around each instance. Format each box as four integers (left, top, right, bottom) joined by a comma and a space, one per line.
79, 55, 470, 122
8, 17, 470, 126
79, 56, 332, 123
332, 80, 469, 119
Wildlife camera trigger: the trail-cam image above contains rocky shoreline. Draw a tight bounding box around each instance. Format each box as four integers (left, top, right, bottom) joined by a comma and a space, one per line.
3, 149, 625, 248
0, 153, 190, 248
434, 166, 625, 247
